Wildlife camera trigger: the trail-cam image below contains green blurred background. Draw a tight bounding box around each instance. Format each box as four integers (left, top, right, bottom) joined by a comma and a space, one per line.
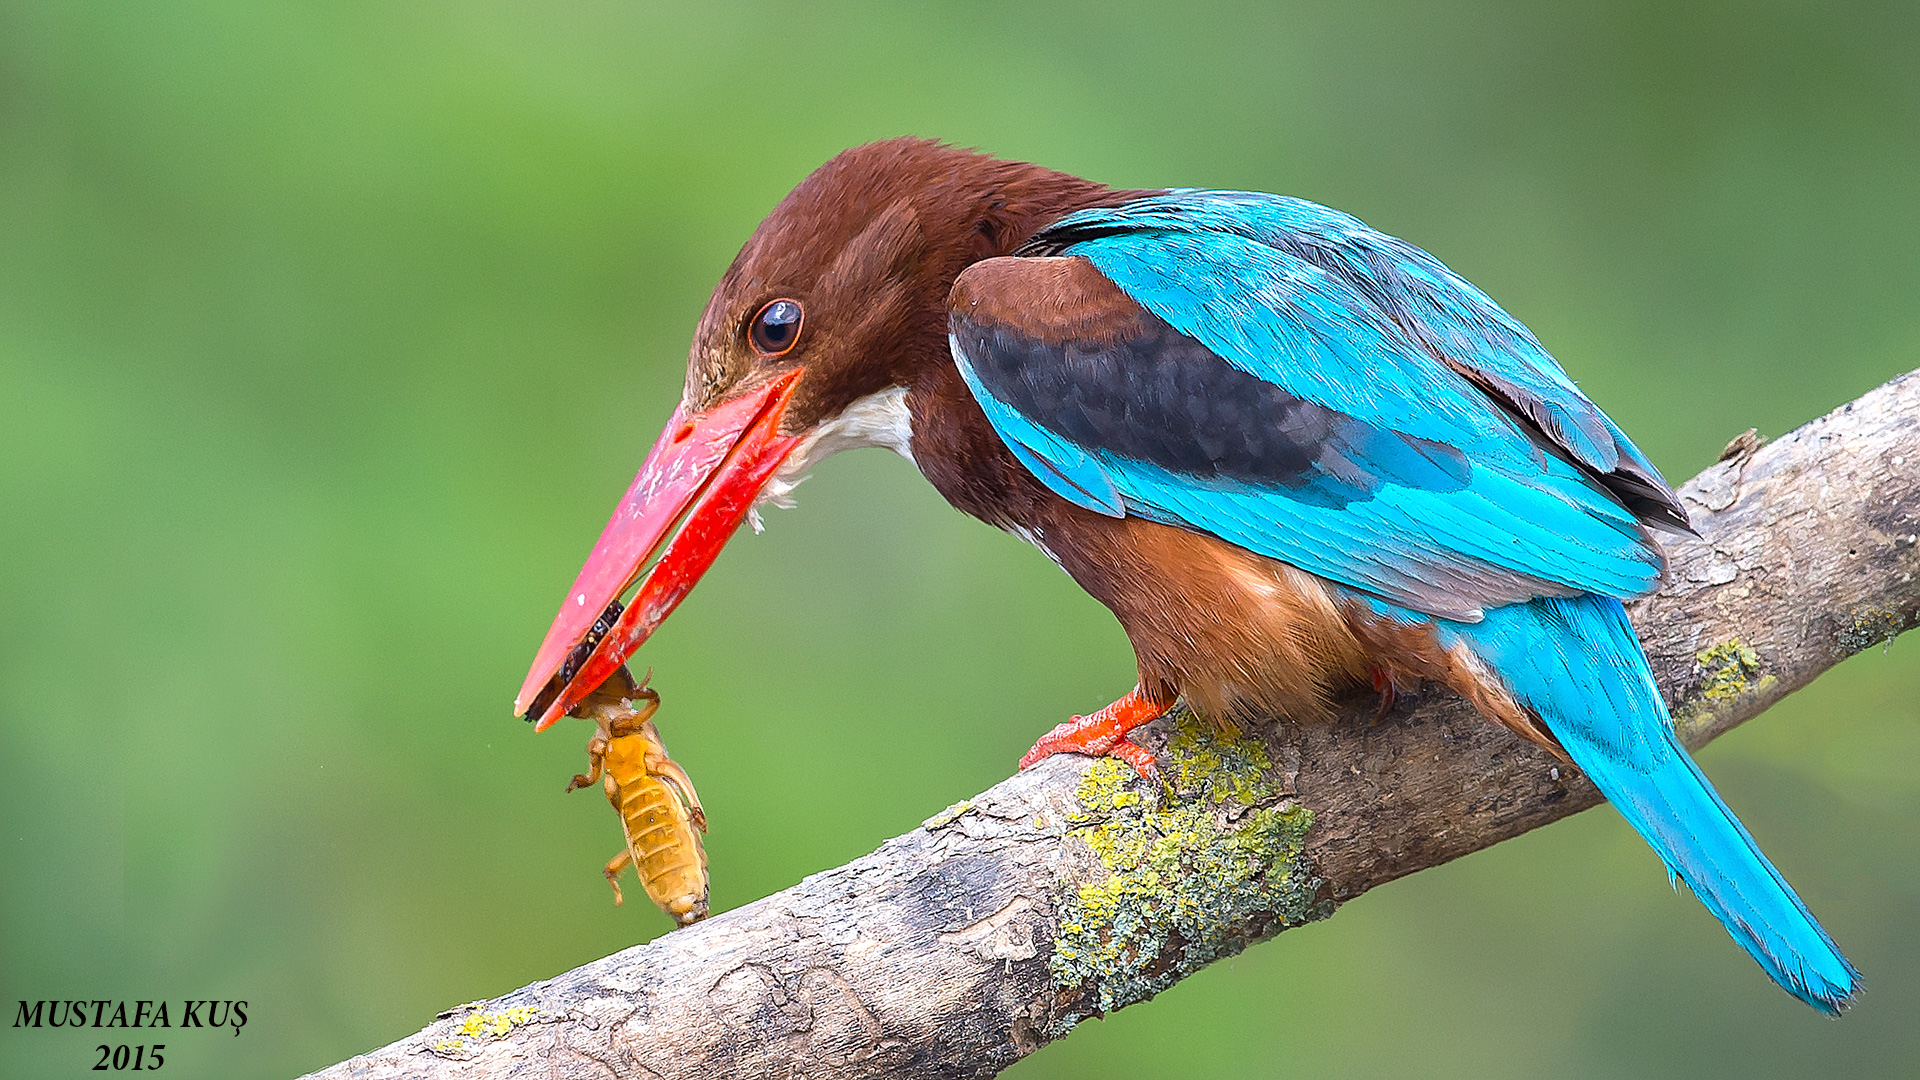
3, 1, 1917, 1077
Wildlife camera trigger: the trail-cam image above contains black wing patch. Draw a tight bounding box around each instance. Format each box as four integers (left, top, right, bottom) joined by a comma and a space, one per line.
951, 302, 1471, 509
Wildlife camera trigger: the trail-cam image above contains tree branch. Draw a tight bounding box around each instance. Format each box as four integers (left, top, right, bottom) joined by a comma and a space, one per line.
307, 371, 1920, 1080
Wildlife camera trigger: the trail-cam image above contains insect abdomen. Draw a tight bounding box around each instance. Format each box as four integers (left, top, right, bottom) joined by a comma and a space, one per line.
605, 737, 709, 924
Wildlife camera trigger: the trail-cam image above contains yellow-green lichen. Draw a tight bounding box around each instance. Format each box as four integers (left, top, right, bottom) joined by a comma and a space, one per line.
1676, 638, 1779, 736
1836, 606, 1907, 658
457, 1006, 538, 1038
429, 1006, 541, 1055
1697, 639, 1765, 703
1049, 711, 1327, 1022
923, 799, 973, 830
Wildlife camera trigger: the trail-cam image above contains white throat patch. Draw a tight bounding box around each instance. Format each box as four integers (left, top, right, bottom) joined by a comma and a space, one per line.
750, 385, 915, 531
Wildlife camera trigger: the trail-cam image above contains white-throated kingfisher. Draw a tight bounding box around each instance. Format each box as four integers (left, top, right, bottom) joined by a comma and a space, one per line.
515, 138, 1857, 1013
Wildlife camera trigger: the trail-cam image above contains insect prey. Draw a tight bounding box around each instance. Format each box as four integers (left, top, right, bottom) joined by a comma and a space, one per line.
564, 667, 710, 925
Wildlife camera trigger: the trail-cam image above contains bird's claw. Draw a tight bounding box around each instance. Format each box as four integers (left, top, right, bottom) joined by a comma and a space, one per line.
1018, 688, 1169, 781
1369, 667, 1399, 724
1020, 724, 1161, 783
1108, 738, 1161, 783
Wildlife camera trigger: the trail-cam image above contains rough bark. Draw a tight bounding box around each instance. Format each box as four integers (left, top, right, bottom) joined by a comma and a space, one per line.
307, 371, 1920, 1080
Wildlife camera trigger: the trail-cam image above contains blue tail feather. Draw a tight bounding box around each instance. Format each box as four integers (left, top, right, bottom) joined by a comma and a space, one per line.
1437, 595, 1860, 1013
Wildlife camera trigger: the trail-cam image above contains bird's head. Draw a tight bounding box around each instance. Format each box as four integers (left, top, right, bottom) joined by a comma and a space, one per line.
516, 139, 1122, 727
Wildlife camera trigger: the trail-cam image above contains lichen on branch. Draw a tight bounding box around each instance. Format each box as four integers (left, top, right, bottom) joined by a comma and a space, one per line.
1048, 714, 1324, 1021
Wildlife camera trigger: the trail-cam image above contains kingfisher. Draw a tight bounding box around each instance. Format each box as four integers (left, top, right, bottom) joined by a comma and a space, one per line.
515, 138, 1857, 1012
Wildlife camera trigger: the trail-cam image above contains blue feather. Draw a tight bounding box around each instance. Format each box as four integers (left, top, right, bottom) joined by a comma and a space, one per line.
1042, 191, 1656, 478
1360, 593, 1861, 1013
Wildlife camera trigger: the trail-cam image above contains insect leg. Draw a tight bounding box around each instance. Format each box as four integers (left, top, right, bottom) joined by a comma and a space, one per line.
599, 692, 661, 740
602, 849, 632, 906
565, 733, 609, 793
652, 758, 708, 833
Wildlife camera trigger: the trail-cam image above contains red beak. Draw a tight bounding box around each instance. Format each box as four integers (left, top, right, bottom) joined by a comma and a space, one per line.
516, 368, 806, 730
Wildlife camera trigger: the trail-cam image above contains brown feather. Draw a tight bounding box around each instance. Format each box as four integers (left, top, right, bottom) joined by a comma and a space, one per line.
1051, 512, 1374, 723
681, 137, 1151, 432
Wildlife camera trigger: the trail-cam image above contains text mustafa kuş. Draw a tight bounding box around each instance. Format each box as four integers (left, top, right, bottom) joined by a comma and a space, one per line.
15, 1000, 248, 1036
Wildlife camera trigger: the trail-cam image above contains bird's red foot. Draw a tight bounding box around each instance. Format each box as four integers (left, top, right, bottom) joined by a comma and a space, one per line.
1019, 688, 1168, 780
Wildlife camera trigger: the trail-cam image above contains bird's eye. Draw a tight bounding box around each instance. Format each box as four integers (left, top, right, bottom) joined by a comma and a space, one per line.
749, 299, 803, 356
